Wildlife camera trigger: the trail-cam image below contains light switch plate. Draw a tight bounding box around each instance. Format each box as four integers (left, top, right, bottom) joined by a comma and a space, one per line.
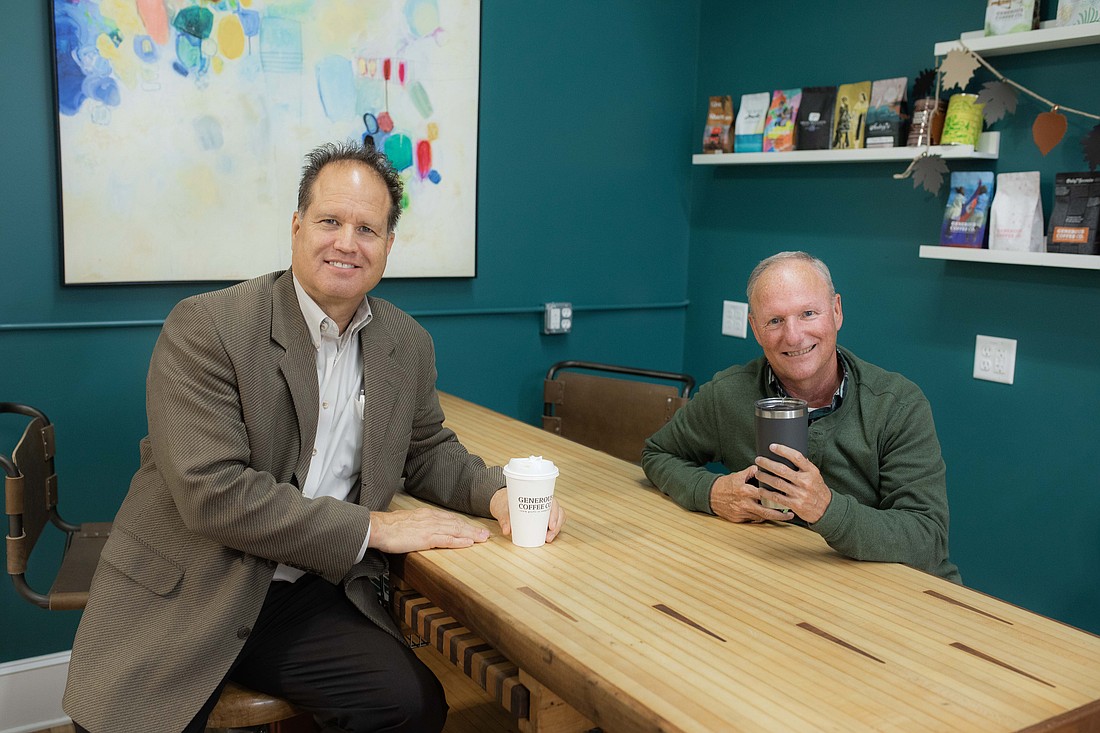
722, 300, 748, 338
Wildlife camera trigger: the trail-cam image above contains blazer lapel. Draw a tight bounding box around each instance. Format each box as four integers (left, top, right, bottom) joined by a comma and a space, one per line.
358, 304, 401, 509
271, 270, 319, 486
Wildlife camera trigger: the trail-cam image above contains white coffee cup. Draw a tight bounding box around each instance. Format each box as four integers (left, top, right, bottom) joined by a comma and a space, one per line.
502, 456, 558, 547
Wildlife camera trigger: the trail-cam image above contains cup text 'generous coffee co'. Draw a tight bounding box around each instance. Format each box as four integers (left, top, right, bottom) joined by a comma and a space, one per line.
517, 496, 553, 513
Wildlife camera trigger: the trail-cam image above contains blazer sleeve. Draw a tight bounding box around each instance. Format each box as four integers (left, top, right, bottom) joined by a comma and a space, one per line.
146, 296, 371, 584
399, 328, 504, 518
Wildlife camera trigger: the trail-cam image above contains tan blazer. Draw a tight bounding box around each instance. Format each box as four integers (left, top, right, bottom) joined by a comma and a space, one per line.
63, 270, 503, 732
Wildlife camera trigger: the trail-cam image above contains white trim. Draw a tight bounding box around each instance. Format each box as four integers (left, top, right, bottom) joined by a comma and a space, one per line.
0, 651, 72, 733
692, 132, 1000, 165
934, 21, 1100, 56
919, 245, 1100, 270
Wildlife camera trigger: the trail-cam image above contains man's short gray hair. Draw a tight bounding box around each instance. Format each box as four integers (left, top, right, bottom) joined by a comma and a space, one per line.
746, 251, 835, 312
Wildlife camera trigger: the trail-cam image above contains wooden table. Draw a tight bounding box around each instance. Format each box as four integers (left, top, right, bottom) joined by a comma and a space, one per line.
389, 393, 1100, 733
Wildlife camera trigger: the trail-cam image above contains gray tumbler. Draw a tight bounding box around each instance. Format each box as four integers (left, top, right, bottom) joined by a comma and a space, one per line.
754, 397, 808, 511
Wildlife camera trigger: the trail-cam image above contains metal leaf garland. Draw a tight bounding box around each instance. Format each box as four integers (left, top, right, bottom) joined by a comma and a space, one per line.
940, 49, 980, 91
912, 155, 949, 195
1033, 110, 1069, 156
912, 68, 938, 100
900, 42, 1100, 192
1084, 124, 1100, 172
977, 81, 1018, 124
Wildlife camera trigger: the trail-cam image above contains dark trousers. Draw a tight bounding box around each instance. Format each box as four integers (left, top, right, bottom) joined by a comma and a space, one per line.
76, 574, 446, 733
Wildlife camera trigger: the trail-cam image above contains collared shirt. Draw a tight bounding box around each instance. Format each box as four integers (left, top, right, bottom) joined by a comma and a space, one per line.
766, 350, 850, 424
273, 276, 373, 582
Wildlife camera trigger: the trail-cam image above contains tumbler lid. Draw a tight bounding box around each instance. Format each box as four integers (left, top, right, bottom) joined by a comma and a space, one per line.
754, 397, 808, 419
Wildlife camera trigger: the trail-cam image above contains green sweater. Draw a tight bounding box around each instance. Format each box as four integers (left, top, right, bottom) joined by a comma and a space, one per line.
642, 348, 960, 582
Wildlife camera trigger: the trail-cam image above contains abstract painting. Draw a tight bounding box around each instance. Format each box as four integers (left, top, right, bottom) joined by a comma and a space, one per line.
51, 0, 480, 283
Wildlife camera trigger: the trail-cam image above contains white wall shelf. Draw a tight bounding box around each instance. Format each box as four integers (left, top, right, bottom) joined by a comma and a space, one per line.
693, 132, 999, 166
933, 20, 1100, 56
919, 245, 1100, 270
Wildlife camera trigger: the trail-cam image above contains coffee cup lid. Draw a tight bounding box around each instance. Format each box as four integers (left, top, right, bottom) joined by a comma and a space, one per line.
502, 455, 559, 478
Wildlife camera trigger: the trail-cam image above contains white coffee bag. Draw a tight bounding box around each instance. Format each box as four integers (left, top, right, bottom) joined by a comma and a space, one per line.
989, 171, 1044, 252
734, 92, 771, 153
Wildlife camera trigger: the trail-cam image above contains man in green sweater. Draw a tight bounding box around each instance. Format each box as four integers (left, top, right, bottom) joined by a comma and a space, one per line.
642, 251, 960, 582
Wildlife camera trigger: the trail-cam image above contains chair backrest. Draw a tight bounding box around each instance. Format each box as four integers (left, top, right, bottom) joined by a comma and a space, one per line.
542, 361, 695, 463
4, 404, 61, 605
4, 402, 113, 609
2, 403, 304, 727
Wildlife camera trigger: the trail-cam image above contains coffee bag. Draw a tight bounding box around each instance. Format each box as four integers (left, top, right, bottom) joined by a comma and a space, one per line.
734, 92, 771, 153
989, 171, 1044, 252
1057, 0, 1100, 25
866, 77, 909, 148
762, 89, 802, 153
1047, 172, 1100, 255
985, 0, 1040, 35
831, 81, 871, 150
702, 95, 735, 154
796, 86, 837, 150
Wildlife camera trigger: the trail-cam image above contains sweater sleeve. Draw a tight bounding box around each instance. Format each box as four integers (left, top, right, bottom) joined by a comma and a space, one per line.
641, 379, 725, 514
811, 394, 959, 582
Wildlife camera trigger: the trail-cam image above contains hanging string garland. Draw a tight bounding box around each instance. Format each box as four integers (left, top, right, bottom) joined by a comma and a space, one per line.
897, 45, 1100, 194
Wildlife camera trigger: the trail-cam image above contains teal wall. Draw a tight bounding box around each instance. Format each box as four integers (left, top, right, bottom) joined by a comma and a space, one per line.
0, 1, 698, 663
3, 0, 1099, 670
690, 0, 1100, 634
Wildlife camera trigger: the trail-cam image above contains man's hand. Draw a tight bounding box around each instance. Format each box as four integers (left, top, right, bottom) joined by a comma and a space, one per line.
489, 487, 567, 543
368, 507, 491, 554
710, 465, 794, 523
754, 444, 832, 524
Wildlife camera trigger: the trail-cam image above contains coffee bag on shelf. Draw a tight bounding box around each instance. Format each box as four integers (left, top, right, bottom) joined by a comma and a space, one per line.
734, 92, 771, 153
762, 89, 802, 152
940, 171, 995, 247
795, 86, 837, 150
1056, 0, 1100, 26
831, 81, 871, 150
702, 95, 735, 154
866, 77, 909, 148
1047, 172, 1100, 255
985, 0, 1041, 35
989, 171, 1044, 252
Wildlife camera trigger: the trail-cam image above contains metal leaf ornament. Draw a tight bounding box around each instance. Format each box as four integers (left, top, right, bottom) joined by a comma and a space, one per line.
1033, 109, 1068, 155
941, 49, 980, 91
977, 81, 1018, 124
912, 68, 938, 100
1084, 123, 1100, 172
911, 155, 949, 195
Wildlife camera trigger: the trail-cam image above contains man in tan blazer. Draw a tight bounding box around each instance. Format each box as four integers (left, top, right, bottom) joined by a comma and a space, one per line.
63, 141, 565, 732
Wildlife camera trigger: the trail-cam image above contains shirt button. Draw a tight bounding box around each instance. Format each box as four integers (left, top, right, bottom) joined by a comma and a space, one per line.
320, 322, 328, 331
237, 626, 251, 639
322, 401, 329, 409
312, 448, 318, 456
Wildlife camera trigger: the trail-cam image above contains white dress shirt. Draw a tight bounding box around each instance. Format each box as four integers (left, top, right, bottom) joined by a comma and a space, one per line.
273, 276, 373, 582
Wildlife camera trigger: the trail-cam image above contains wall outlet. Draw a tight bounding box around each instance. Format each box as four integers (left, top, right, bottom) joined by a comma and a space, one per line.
722, 300, 748, 338
974, 335, 1016, 384
543, 302, 572, 334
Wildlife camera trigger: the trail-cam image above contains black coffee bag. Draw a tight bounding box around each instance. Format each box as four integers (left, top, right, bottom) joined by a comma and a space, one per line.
1047, 172, 1100, 255
795, 86, 837, 150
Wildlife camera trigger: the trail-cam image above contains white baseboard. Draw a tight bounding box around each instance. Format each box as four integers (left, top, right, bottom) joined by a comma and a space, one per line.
0, 651, 72, 733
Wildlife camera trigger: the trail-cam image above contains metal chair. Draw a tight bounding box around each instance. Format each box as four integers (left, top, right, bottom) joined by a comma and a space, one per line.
542, 361, 695, 463
1, 402, 310, 732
